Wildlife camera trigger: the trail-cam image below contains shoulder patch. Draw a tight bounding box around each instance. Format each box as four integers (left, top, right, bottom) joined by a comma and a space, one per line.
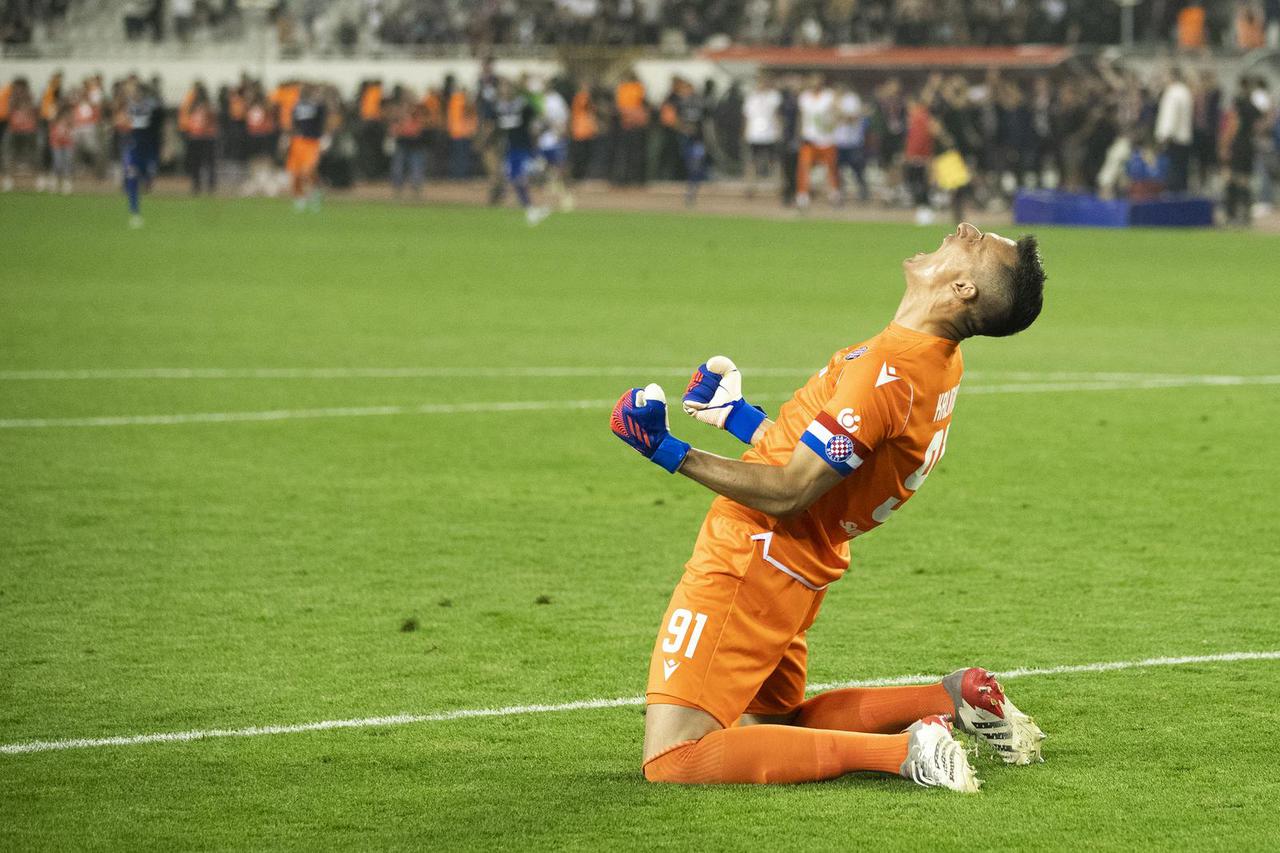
844, 346, 868, 361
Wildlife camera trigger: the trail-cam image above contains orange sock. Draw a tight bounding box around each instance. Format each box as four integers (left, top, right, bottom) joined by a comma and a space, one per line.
643, 725, 908, 784
794, 683, 953, 734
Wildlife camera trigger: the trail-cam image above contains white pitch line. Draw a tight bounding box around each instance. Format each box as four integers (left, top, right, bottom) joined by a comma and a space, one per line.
2, 650, 1276, 757
1, 375, 1278, 429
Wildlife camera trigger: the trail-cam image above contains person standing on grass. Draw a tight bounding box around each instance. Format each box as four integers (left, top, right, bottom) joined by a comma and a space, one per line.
903, 87, 939, 224
535, 77, 575, 212
742, 74, 781, 199
428, 79, 452, 181
185, 89, 219, 195
795, 75, 839, 209
495, 76, 549, 226
421, 84, 446, 182
613, 71, 649, 187
1155, 67, 1194, 193
833, 84, 869, 204
476, 59, 506, 206
875, 77, 907, 202
356, 79, 386, 181
1251, 78, 1275, 214
672, 77, 709, 208
778, 76, 801, 206
286, 83, 327, 212
388, 94, 428, 200
71, 85, 105, 182
48, 104, 74, 194
0, 78, 10, 184
657, 77, 684, 182
610, 222, 1046, 789
35, 71, 62, 192
241, 87, 279, 197
446, 85, 476, 179
569, 81, 598, 182
1192, 71, 1223, 193
1, 79, 38, 192
120, 77, 161, 228
1222, 76, 1263, 226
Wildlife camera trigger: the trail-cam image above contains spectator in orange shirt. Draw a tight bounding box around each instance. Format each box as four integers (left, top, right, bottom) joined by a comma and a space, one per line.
241, 86, 280, 196
184, 87, 219, 194
271, 80, 300, 133
613, 71, 648, 186
38, 71, 62, 123
446, 86, 477, 179
1177, 3, 1207, 51
177, 81, 198, 135
0, 79, 10, 127
0, 79, 11, 170
569, 82, 598, 181
1236, 2, 1266, 50
356, 79, 385, 180
389, 94, 428, 198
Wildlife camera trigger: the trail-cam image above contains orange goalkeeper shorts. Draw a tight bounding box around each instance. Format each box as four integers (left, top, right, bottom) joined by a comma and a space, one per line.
645, 510, 827, 728
286, 137, 321, 175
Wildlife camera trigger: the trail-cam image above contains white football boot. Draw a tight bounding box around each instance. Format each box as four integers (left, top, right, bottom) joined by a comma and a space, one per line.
900, 715, 981, 793
943, 667, 1045, 765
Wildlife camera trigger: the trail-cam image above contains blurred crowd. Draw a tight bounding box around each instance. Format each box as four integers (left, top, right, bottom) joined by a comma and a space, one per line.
2, 0, 1279, 51
350, 0, 1280, 51
1, 58, 1278, 223
165, 1, 1280, 53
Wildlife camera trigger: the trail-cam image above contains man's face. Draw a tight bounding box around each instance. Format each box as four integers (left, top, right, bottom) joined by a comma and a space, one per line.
904, 222, 1017, 289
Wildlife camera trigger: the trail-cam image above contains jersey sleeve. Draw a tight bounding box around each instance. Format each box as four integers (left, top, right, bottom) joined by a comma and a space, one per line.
797, 357, 914, 476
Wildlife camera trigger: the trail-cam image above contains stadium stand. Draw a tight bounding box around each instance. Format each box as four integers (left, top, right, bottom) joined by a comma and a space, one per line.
1, 1, 1277, 226
3, 0, 1278, 56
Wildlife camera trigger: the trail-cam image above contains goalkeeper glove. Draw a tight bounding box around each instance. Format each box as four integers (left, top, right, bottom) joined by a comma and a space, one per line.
681, 355, 767, 445
610, 383, 690, 473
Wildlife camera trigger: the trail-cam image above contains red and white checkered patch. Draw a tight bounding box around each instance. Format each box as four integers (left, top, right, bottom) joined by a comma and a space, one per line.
825, 433, 854, 462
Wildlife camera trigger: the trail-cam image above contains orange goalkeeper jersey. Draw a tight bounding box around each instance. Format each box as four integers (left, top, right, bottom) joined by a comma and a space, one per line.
707, 323, 963, 588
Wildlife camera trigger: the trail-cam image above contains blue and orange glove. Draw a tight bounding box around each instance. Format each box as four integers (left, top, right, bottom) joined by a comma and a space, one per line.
610, 383, 690, 473
681, 355, 767, 445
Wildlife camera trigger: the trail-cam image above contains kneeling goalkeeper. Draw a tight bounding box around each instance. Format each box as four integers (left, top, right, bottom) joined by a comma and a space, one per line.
611, 223, 1048, 790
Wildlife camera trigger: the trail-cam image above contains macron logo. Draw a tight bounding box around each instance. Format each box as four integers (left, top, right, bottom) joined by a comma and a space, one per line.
875, 363, 900, 388
663, 659, 680, 681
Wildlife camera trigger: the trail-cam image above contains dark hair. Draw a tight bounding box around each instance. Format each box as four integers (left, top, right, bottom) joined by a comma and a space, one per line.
983, 235, 1045, 337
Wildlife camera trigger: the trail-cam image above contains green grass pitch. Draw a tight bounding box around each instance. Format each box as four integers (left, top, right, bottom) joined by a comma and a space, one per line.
2, 194, 1279, 850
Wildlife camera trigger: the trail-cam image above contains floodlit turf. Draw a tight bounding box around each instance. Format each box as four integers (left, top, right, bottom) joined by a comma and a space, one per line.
2, 193, 1278, 850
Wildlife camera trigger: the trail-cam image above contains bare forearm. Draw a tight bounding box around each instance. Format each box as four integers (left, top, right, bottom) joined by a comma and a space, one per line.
748, 418, 774, 446
677, 448, 798, 517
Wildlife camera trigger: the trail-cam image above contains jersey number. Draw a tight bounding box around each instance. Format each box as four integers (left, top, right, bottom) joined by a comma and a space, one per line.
661, 608, 708, 660
872, 426, 949, 523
